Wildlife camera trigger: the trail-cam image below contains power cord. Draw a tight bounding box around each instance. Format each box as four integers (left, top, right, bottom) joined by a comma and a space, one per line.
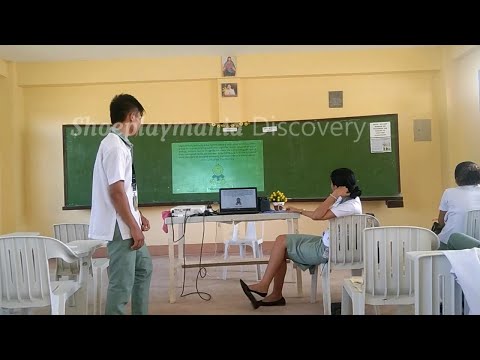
179, 212, 212, 301
170, 212, 191, 244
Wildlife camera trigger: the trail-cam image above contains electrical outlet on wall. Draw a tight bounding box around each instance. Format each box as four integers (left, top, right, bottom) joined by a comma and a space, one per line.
329, 91, 343, 108
413, 119, 431, 142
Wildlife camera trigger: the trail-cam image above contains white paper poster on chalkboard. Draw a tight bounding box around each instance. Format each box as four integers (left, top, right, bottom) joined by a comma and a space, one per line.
370, 122, 391, 137
370, 137, 392, 153
370, 121, 391, 153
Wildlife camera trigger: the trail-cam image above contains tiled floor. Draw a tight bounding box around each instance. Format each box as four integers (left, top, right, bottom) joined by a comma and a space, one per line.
15, 255, 412, 315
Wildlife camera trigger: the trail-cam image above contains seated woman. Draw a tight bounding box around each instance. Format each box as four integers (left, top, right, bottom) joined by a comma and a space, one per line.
436, 161, 480, 250
240, 167, 362, 308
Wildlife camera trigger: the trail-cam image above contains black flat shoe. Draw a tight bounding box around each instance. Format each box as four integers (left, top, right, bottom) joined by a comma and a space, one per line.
239, 280, 267, 297
258, 297, 286, 306
240, 279, 259, 309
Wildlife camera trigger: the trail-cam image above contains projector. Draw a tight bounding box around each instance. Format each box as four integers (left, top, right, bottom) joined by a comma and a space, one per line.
170, 205, 207, 217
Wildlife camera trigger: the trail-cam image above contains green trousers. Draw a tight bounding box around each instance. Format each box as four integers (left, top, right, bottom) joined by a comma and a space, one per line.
105, 223, 153, 315
446, 232, 480, 250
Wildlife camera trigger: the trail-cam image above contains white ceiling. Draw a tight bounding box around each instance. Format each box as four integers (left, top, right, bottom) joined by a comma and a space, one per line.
0, 45, 429, 62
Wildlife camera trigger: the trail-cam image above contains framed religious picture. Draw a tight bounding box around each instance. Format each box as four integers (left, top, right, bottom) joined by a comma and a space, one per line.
222, 56, 237, 77
221, 83, 238, 97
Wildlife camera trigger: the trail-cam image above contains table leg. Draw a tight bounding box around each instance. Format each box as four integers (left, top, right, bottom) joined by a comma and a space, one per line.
168, 226, 176, 304
177, 223, 185, 289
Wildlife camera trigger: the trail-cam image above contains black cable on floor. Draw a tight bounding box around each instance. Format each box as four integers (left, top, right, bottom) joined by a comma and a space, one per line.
180, 213, 212, 301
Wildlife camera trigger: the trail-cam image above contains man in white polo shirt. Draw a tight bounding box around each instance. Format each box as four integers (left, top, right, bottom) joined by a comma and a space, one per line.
89, 94, 152, 315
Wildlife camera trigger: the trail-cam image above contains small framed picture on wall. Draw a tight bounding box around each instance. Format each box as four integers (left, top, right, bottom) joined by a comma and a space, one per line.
222, 56, 237, 77
221, 83, 238, 97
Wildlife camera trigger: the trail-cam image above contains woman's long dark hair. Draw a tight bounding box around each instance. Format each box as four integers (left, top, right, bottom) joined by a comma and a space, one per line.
330, 168, 362, 199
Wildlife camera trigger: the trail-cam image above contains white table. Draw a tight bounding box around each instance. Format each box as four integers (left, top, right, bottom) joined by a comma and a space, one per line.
66, 240, 107, 315
165, 212, 301, 303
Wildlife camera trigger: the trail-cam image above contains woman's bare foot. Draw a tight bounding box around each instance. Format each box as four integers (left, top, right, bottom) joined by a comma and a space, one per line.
262, 293, 283, 303
248, 283, 269, 295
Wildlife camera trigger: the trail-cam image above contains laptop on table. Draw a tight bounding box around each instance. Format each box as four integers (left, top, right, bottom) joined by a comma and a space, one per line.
219, 187, 260, 215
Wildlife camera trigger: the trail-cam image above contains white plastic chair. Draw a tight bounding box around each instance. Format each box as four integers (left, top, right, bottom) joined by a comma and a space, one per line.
223, 221, 264, 280
409, 250, 467, 315
53, 224, 109, 315
466, 210, 480, 240
0, 236, 80, 315
341, 226, 439, 315
310, 214, 380, 314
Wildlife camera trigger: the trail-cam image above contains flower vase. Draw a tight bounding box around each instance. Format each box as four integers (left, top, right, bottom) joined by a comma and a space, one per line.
273, 202, 285, 211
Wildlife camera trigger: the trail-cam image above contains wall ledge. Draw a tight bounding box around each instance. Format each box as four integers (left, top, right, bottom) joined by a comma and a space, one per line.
16, 47, 442, 87
0, 59, 8, 78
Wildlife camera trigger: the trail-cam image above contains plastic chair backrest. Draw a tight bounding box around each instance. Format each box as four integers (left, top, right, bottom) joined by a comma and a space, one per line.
414, 251, 466, 315
53, 223, 89, 275
0, 236, 78, 308
230, 221, 264, 243
245, 221, 263, 241
363, 226, 437, 298
466, 210, 480, 240
329, 214, 380, 270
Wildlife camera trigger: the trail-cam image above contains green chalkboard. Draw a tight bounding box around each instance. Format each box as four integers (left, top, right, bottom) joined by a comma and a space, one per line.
62, 114, 401, 209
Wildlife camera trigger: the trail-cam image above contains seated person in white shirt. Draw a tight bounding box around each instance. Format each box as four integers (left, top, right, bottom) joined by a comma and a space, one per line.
240, 168, 362, 308
436, 161, 480, 250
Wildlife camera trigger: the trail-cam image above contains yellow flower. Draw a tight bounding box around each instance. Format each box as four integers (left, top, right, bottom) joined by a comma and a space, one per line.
270, 190, 287, 202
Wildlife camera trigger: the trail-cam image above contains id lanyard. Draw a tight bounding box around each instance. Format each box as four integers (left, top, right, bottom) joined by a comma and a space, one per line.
132, 162, 138, 210
112, 131, 138, 211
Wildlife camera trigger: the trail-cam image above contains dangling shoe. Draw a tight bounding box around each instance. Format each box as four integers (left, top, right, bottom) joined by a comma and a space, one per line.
258, 297, 286, 307
240, 279, 260, 309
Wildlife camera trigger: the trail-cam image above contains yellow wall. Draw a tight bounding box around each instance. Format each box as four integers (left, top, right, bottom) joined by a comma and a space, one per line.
439, 46, 480, 189
0, 68, 5, 233
0, 61, 25, 234
6, 46, 452, 245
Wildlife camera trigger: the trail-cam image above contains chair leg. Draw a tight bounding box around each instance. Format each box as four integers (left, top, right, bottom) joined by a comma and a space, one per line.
296, 266, 303, 297
66, 275, 77, 307
352, 293, 365, 315
98, 269, 108, 315
321, 263, 331, 315
93, 267, 98, 315
341, 284, 365, 315
58, 295, 66, 315
341, 285, 353, 315
310, 265, 318, 303
93, 266, 107, 315
51, 295, 64, 315
290, 262, 297, 283
239, 244, 245, 273
222, 243, 229, 280
252, 242, 262, 281
258, 244, 265, 277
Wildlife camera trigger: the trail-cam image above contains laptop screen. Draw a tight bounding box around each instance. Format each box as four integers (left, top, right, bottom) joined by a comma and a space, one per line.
219, 187, 258, 213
